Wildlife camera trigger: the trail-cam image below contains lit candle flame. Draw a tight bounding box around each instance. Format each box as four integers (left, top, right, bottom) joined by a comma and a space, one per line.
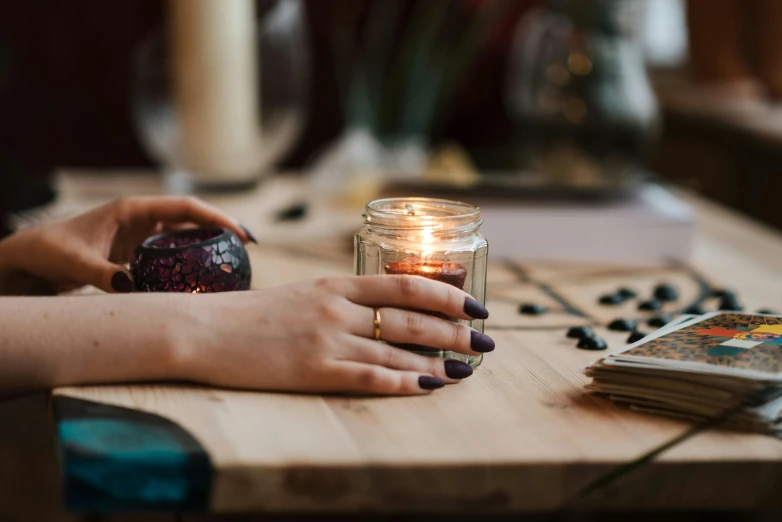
407, 203, 440, 263
420, 216, 435, 262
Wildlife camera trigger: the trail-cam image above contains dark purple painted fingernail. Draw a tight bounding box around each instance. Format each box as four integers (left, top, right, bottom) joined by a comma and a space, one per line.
471, 330, 495, 352
464, 298, 489, 319
444, 359, 473, 379
418, 376, 445, 390
240, 225, 258, 244
111, 271, 134, 293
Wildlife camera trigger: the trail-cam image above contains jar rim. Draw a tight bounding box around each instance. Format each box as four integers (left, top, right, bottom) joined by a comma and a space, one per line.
137, 227, 233, 257
364, 197, 482, 235
366, 196, 480, 219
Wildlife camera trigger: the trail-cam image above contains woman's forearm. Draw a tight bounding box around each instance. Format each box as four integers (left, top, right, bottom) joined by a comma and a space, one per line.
0, 294, 199, 397
0, 275, 492, 397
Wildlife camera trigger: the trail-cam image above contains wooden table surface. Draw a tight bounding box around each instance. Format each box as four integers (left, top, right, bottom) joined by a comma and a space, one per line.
42, 171, 782, 514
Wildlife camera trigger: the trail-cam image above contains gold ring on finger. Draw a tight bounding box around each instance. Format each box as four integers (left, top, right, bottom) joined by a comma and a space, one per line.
373, 308, 382, 341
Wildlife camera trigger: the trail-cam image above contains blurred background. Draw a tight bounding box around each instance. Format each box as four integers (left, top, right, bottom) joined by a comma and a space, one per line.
1, 0, 781, 237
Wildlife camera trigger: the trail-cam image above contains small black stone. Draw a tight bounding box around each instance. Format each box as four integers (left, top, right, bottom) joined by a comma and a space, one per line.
638, 299, 663, 311
519, 303, 548, 315
618, 287, 638, 299
599, 293, 625, 305
608, 318, 637, 332
683, 304, 706, 315
756, 309, 779, 315
648, 315, 673, 328
566, 325, 594, 339
627, 331, 648, 343
719, 297, 744, 312
578, 336, 608, 351
275, 202, 308, 222
712, 288, 736, 299
654, 284, 679, 302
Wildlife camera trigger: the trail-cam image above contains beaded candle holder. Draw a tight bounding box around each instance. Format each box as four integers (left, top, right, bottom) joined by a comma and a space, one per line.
130, 228, 251, 293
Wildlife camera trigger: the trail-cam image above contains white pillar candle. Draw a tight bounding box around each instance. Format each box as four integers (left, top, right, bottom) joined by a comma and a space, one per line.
170, 0, 261, 184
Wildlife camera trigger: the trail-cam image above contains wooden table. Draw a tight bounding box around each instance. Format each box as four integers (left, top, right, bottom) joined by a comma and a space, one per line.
40, 171, 782, 515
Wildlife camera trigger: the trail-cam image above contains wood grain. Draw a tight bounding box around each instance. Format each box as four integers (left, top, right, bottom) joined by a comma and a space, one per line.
45, 173, 782, 512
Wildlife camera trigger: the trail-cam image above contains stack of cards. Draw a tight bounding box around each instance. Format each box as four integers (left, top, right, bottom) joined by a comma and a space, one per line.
586, 312, 782, 436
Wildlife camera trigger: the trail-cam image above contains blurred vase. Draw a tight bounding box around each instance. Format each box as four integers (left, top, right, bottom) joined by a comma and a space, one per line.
132, 0, 309, 193
506, 0, 659, 186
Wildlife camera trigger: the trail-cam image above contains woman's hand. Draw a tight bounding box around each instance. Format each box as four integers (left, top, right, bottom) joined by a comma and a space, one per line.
0, 196, 255, 295
179, 275, 493, 395
0, 274, 493, 397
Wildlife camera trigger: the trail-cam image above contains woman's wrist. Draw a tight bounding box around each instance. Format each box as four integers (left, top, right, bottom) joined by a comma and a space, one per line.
95, 293, 209, 386
159, 294, 213, 383
164, 290, 274, 388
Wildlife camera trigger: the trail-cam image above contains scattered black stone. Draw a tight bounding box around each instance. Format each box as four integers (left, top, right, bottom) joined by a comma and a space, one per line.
756, 309, 779, 315
627, 331, 648, 343
719, 297, 744, 312
567, 325, 594, 339
618, 287, 638, 299
648, 315, 673, 328
638, 299, 663, 311
599, 293, 625, 305
608, 318, 637, 332
275, 202, 308, 222
683, 304, 706, 315
654, 284, 679, 302
578, 336, 608, 351
519, 303, 547, 315
711, 288, 736, 299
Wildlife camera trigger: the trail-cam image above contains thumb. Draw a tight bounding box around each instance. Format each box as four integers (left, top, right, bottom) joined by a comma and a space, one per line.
78, 257, 135, 293
107, 268, 135, 293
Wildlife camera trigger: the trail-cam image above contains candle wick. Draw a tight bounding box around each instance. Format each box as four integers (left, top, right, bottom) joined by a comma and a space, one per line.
405, 204, 415, 216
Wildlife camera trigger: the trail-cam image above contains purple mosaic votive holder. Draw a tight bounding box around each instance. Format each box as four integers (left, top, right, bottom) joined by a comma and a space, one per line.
130, 228, 251, 293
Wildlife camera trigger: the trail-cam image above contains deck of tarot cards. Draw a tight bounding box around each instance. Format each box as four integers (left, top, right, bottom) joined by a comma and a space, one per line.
585, 312, 782, 436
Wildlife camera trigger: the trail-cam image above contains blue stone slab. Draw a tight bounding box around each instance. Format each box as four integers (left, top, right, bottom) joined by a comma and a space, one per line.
52, 396, 211, 512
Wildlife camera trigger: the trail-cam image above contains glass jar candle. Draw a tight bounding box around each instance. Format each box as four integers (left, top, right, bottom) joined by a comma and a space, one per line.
355, 197, 488, 367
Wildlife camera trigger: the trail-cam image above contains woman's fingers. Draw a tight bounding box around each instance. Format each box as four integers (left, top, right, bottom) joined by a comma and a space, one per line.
160, 221, 200, 233
57, 249, 134, 293
342, 275, 489, 321
113, 196, 254, 243
326, 362, 446, 395
345, 337, 474, 383
346, 304, 494, 356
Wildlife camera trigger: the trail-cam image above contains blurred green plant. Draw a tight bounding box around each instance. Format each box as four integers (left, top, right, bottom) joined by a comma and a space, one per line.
330, 0, 515, 146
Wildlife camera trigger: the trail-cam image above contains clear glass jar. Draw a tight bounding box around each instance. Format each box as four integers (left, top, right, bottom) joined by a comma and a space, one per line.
355, 197, 488, 368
